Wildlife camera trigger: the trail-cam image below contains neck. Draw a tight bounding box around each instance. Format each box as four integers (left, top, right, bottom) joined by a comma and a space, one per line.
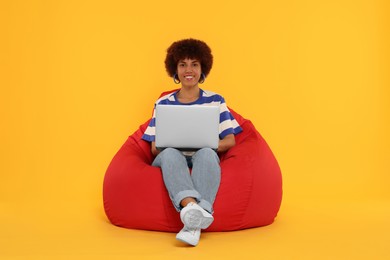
177, 86, 200, 103
179, 85, 200, 96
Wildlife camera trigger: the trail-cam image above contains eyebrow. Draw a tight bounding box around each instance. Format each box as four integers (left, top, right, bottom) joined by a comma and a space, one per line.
178, 60, 200, 64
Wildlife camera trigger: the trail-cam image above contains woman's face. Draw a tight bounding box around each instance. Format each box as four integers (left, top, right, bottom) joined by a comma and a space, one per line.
177, 58, 202, 88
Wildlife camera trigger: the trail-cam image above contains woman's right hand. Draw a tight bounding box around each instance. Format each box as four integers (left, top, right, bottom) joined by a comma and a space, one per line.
151, 142, 160, 156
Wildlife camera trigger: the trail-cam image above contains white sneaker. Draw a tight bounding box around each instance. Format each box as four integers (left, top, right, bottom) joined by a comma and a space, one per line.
176, 227, 201, 246
180, 202, 214, 229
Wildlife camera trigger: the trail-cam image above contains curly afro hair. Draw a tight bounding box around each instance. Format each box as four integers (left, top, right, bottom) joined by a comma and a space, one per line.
165, 38, 213, 78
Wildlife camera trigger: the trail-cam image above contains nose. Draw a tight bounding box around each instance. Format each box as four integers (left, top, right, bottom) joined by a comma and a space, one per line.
185, 65, 193, 72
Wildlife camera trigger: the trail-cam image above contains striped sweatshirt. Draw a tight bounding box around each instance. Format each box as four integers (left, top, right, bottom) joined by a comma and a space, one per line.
142, 89, 242, 142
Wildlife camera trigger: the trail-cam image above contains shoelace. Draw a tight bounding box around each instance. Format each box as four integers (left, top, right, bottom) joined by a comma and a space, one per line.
184, 227, 199, 235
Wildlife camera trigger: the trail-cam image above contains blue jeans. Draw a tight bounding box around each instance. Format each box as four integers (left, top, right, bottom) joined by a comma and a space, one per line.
152, 148, 221, 214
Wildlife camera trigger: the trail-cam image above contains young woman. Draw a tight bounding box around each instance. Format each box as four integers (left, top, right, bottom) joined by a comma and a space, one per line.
142, 39, 242, 246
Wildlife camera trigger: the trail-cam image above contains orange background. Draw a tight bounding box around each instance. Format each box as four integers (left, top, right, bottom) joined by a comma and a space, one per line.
1, 0, 389, 259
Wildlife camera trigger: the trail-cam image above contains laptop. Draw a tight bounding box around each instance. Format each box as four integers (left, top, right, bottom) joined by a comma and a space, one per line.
155, 104, 220, 151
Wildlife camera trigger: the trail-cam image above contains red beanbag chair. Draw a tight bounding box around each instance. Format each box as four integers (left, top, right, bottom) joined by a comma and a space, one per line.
103, 95, 282, 232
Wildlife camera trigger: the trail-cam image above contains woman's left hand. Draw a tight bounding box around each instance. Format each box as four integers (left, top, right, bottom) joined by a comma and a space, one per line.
217, 134, 236, 153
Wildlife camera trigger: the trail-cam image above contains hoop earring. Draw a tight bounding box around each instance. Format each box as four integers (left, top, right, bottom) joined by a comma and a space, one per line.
199, 73, 206, 84
173, 74, 180, 84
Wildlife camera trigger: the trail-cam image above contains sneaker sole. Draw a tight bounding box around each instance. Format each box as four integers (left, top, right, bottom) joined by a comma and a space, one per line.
182, 208, 214, 229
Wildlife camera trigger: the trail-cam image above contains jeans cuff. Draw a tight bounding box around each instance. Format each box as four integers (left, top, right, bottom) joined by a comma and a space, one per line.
198, 199, 213, 214
174, 190, 201, 212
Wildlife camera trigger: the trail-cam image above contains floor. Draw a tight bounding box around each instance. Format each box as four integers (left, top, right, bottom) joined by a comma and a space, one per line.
1, 195, 389, 259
